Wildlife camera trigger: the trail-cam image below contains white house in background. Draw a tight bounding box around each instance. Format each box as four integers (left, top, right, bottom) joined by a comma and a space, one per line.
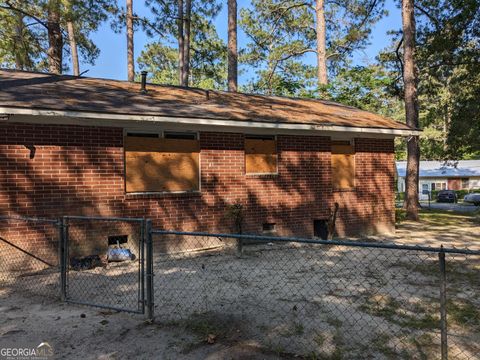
396, 160, 480, 199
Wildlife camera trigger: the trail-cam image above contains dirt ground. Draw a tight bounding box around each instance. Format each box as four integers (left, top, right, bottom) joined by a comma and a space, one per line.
1, 209, 479, 360
391, 208, 480, 249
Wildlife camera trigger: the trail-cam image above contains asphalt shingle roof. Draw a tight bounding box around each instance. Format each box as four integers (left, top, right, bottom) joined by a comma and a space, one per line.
396, 160, 480, 178
0, 69, 415, 131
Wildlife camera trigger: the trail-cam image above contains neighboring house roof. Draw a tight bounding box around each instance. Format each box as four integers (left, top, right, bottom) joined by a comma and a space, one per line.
0, 69, 418, 135
396, 160, 480, 178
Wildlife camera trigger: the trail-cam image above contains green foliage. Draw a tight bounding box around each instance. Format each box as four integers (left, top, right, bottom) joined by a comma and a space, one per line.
321, 65, 403, 118
137, 13, 227, 89
0, 0, 116, 72
64, 0, 117, 67
0, 8, 44, 70
137, 43, 178, 85
321, 0, 386, 72
395, 208, 406, 224
239, 0, 316, 95
380, 0, 480, 160
140, 0, 226, 89
239, 0, 386, 95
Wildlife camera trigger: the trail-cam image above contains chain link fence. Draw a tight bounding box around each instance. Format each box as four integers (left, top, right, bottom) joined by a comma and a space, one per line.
1, 215, 478, 358
0, 216, 61, 299
444, 252, 480, 359
149, 230, 480, 359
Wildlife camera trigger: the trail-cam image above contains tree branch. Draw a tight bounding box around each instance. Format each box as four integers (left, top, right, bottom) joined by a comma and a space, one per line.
395, 36, 404, 80
0, 1, 48, 29
414, 4, 440, 29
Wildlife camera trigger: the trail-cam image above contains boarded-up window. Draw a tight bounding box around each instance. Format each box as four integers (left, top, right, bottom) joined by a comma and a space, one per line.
124, 135, 200, 193
331, 140, 355, 190
245, 136, 277, 174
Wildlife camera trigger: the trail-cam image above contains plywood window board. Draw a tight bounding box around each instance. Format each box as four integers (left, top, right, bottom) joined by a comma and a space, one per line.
125, 136, 200, 193
245, 138, 278, 174
332, 140, 355, 190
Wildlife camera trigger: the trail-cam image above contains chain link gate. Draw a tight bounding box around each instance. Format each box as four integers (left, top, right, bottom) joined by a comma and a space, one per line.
62, 216, 145, 314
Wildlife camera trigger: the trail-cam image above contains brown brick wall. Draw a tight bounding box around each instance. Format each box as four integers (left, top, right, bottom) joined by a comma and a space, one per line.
0, 122, 395, 260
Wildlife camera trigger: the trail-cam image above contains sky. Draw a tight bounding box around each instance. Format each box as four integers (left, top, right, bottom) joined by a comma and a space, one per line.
86, 0, 402, 82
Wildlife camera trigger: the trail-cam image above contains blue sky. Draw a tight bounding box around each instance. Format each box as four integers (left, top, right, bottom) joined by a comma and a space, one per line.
86, 0, 402, 82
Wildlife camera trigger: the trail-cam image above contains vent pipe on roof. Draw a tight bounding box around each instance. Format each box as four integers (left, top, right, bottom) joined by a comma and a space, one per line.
140, 71, 148, 93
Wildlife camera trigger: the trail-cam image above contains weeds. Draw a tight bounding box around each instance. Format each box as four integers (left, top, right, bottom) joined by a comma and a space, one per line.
360, 294, 439, 330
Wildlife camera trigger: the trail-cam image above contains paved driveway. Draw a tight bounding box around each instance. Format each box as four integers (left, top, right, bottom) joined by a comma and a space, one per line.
396, 201, 479, 213
420, 201, 479, 213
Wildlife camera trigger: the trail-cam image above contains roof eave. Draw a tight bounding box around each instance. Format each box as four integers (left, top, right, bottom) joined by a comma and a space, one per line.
0, 106, 422, 137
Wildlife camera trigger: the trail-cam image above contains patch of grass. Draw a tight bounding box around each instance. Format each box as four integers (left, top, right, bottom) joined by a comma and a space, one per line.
360, 294, 439, 330
395, 260, 438, 278
360, 294, 401, 322
256, 324, 269, 332
418, 208, 478, 226
181, 311, 241, 342
396, 207, 479, 226
408, 333, 436, 360
293, 322, 304, 335
396, 208, 407, 224
280, 321, 305, 337
448, 299, 480, 330
401, 312, 439, 330
446, 261, 480, 288
331, 326, 345, 360
396, 257, 479, 291
274, 345, 287, 356
313, 331, 325, 347
326, 316, 342, 328
370, 334, 398, 358
183, 313, 219, 338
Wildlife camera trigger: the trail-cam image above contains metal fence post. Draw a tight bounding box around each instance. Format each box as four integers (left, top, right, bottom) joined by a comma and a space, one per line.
140, 219, 145, 314
145, 219, 154, 321
59, 217, 68, 302
439, 248, 448, 360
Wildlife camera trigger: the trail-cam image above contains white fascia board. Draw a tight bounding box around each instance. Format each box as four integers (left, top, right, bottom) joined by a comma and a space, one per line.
0, 106, 421, 137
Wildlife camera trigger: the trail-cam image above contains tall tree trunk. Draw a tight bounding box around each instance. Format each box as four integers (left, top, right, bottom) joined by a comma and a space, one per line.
315, 0, 328, 86
47, 0, 63, 74
182, 0, 191, 86
227, 0, 238, 92
14, 12, 24, 70
67, 21, 80, 76
402, 0, 420, 221
126, 0, 134, 82
178, 0, 185, 86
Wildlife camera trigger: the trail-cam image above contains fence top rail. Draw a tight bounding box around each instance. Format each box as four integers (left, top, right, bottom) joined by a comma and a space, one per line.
151, 229, 480, 256
0, 215, 60, 224
63, 215, 145, 223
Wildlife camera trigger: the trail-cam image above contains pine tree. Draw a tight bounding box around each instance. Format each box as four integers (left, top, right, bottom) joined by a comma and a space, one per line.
402, 0, 420, 220
0, 0, 116, 74
146, 0, 221, 87
138, 14, 227, 89
227, 0, 238, 92
240, 0, 386, 95
126, 0, 134, 81
240, 0, 316, 95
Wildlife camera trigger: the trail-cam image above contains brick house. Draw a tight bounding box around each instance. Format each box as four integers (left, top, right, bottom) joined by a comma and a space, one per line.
0, 69, 418, 242
396, 160, 480, 199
